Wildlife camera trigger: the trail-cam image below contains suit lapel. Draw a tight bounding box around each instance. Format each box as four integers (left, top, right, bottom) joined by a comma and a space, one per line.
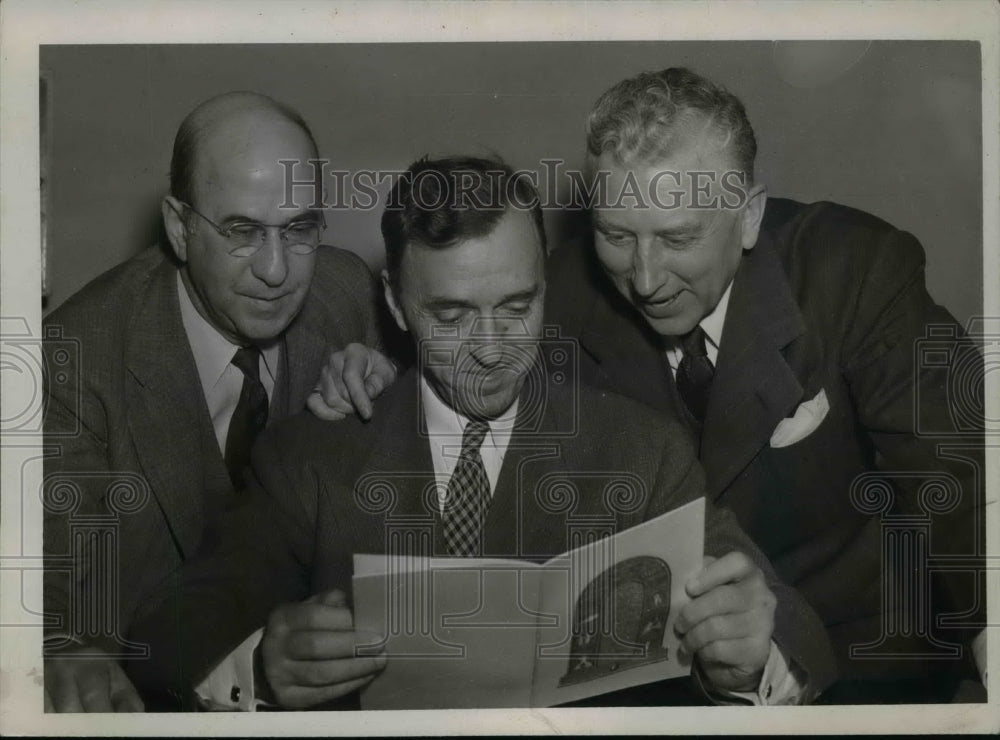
484, 375, 567, 560
486, 444, 564, 561
358, 371, 447, 553
563, 229, 806, 499
577, 283, 674, 416
277, 293, 329, 418
124, 258, 230, 557
701, 235, 806, 497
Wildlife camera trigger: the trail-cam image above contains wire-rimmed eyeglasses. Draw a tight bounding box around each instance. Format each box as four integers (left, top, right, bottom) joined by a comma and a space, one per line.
174, 201, 326, 258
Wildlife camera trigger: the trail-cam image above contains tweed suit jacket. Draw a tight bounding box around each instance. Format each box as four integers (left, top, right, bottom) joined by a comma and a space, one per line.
42, 244, 380, 652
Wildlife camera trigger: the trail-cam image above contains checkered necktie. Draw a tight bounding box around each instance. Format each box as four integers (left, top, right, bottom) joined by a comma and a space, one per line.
224, 346, 269, 489
676, 326, 714, 425
443, 420, 491, 557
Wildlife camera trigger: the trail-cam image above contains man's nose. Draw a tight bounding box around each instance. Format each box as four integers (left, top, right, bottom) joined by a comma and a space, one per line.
467, 316, 509, 367
630, 239, 668, 299
250, 230, 289, 287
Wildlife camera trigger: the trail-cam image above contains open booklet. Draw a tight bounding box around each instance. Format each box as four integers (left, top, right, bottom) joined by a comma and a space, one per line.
352, 497, 705, 709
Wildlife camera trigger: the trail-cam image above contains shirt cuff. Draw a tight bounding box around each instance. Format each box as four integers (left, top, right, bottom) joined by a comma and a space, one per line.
971, 628, 987, 686
194, 628, 266, 711
42, 633, 85, 649
711, 640, 805, 705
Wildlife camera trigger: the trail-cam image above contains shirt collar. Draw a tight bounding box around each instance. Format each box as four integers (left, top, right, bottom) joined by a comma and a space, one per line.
699, 279, 733, 352
176, 271, 279, 395
419, 373, 519, 446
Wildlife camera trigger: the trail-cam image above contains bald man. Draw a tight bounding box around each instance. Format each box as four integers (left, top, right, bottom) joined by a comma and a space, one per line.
42, 92, 389, 712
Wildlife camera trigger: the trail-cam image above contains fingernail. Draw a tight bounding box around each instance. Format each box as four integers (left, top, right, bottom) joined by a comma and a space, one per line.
374, 651, 388, 668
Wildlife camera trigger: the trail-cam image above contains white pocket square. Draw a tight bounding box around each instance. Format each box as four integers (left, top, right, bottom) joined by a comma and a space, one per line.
769, 389, 830, 448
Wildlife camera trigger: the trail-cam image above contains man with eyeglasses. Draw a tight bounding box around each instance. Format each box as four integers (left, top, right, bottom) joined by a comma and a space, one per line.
41, 91, 391, 712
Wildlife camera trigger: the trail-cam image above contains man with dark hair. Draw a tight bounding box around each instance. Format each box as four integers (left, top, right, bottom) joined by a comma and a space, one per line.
381, 155, 547, 287
42, 91, 392, 712
545, 67, 987, 702
127, 155, 836, 710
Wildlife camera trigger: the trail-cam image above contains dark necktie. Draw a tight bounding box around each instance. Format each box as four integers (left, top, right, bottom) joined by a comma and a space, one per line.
443, 420, 491, 557
675, 326, 714, 425
224, 346, 269, 489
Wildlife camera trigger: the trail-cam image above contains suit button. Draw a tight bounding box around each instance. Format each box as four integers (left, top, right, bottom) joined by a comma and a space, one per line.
231, 685, 241, 704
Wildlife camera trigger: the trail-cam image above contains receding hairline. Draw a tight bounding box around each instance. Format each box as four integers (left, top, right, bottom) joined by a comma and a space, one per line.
171, 91, 319, 204
184, 91, 311, 138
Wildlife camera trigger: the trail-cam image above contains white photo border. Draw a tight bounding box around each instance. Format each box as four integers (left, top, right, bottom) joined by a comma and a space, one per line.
1, 0, 997, 735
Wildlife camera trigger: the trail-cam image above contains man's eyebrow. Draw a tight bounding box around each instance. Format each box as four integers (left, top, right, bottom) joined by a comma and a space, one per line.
216, 211, 322, 226
655, 223, 703, 239
424, 284, 539, 310
592, 216, 623, 231
594, 216, 703, 238
496, 286, 539, 305
424, 297, 476, 311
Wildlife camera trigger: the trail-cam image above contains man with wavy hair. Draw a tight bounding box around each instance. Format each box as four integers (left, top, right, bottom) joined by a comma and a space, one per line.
545, 67, 986, 703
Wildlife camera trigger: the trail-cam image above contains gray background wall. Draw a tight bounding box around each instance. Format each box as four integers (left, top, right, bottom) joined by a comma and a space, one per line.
40, 41, 983, 325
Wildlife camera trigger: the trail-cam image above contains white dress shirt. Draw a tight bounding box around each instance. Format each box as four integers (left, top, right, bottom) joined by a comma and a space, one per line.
176, 272, 279, 454
421, 375, 519, 507
664, 279, 731, 377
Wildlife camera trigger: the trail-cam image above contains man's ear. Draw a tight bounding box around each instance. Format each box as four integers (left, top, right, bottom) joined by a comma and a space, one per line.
739, 182, 768, 251
382, 270, 409, 334
162, 196, 189, 263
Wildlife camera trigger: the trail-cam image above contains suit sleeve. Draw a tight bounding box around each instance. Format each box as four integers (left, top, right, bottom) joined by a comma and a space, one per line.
41, 332, 134, 656
125, 426, 320, 708
314, 247, 383, 350
840, 227, 985, 647
646, 429, 838, 703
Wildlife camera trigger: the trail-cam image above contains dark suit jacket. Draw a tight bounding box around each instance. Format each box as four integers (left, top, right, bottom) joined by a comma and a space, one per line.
42, 245, 380, 653
127, 366, 835, 708
544, 197, 985, 690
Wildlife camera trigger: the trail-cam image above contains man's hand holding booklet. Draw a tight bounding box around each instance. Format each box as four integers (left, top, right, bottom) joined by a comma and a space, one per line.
352, 498, 706, 708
